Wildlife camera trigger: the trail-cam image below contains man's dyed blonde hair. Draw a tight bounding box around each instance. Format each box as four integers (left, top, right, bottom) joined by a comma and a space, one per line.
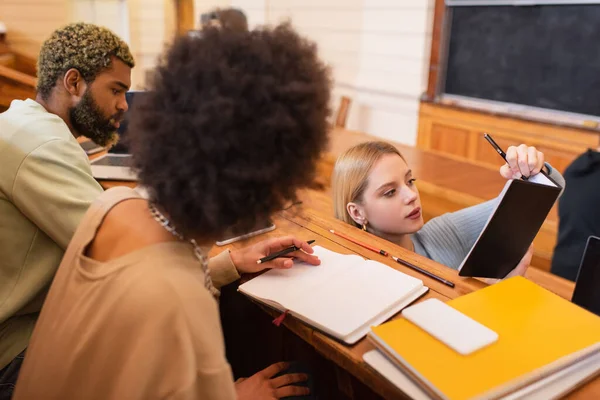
37, 22, 135, 99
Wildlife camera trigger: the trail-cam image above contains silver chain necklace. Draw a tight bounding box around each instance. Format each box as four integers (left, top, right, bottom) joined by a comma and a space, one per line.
148, 203, 219, 298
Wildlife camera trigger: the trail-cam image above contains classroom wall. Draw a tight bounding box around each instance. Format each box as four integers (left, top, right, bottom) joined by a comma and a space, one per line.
1, 0, 434, 144
0, 0, 71, 58
231, 0, 435, 145
0, 0, 176, 89
186, 0, 436, 144
72, 0, 176, 89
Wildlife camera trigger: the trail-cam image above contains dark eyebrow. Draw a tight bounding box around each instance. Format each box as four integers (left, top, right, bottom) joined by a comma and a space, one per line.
112, 81, 130, 91
405, 169, 412, 178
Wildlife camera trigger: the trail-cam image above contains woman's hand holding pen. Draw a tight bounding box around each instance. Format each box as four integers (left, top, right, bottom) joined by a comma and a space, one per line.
230, 236, 320, 274
499, 145, 546, 180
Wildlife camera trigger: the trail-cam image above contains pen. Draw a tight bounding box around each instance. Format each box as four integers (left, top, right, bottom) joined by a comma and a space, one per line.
483, 133, 528, 181
256, 240, 315, 264
392, 256, 455, 288
329, 230, 388, 256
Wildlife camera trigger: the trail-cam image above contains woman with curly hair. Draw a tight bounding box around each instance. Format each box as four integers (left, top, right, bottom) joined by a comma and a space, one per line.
14, 23, 331, 400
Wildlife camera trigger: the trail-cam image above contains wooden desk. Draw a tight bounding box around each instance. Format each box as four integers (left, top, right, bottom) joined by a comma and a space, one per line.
84, 190, 598, 398
207, 203, 597, 399
90, 139, 598, 399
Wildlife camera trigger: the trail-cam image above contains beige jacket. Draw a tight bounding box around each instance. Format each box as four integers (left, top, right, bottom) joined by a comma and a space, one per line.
0, 99, 103, 368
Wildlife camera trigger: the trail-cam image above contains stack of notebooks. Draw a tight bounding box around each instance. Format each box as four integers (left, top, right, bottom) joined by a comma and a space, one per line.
366, 277, 600, 399
238, 246, 429, 344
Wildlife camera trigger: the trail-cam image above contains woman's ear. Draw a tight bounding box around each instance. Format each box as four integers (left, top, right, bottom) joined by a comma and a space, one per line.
346, 202, 366, 226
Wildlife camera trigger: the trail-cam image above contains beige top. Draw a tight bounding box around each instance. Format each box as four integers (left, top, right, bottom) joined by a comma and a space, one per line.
0, 99, 103, 369
14, 187, 241, 400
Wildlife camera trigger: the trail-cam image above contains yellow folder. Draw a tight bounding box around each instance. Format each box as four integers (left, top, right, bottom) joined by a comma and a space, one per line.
369, 277, 600, 400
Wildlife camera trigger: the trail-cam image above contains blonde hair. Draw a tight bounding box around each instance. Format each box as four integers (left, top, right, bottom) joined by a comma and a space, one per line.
332, 141, 404, 227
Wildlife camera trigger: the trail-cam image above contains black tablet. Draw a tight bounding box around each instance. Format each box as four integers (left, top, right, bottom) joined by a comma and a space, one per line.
572, 236, 600, 316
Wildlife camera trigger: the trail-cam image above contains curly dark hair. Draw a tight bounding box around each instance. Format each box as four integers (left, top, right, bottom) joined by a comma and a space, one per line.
37, 23, 135, 100
128, 23, 331, 240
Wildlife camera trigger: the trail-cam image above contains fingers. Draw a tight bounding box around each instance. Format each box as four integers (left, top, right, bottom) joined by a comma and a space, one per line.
505, 146, 521, 179
482, 277, 500, 285
506, 245, 533, 279
260, 362, 289, 379
527, 147, 541, 175
504, 145, 545, 179
264, 252, 320, 269
260, 236, 320, 268
499, 164, 513, 179
265, 236, 315, 255
271, 373, 308, 389
274, 384, 310, 398
516, 144, 530, 178
264, 257, 295, 269
536, 150, 545, 175
287, 250, 321, 266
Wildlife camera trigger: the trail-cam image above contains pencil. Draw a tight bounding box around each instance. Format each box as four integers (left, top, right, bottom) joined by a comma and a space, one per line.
483, 133, 528, 181
392, 256, 455, 288
256, 240, 315, 264
329, 230, 388, 256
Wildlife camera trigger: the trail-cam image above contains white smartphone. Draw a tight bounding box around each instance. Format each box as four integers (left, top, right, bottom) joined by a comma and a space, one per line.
215, 220, 276, 246
402, 298, 498, 355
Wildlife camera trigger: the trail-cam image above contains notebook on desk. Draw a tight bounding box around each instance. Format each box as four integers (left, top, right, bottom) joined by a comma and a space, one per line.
368, 277, 600, 400
238, 246, 429, 345
363, 348, 600, 400
458, 174, 561, 279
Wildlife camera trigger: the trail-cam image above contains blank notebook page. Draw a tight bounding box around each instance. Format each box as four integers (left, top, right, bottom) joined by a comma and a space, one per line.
239, 246, 423, 338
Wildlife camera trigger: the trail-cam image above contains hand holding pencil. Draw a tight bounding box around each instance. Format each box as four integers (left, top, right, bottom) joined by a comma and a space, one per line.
484, 133, 546, 180
230, 236, 320, 274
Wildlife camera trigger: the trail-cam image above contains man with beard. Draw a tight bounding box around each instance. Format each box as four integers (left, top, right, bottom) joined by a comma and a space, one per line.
0, 23, 134, 397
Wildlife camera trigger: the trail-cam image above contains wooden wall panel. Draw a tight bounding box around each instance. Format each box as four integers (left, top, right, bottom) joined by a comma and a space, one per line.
418, 102, 600, 173
429, 123, 470, 157
473, 135, 516, 166
0, 0, 69, 58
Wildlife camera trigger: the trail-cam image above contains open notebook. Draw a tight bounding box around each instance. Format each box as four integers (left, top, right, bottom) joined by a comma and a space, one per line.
458, 173, 561, 278
238, 246, 429, 345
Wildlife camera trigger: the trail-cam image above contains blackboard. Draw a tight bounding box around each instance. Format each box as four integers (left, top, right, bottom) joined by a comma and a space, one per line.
443, 5, 600, 117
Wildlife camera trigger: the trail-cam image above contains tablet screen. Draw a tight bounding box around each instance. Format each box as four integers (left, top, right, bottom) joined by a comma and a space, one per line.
572, 236, 600, 317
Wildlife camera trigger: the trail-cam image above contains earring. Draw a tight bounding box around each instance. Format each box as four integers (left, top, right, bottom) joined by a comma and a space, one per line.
362, 221, 368, 231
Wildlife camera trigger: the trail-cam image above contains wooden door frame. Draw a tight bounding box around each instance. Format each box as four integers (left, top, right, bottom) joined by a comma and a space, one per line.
175, 0, 195, 36
424, 0, 447, 102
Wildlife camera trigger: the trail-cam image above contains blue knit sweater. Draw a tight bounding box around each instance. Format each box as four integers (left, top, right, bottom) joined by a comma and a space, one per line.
412, 165, 565, 270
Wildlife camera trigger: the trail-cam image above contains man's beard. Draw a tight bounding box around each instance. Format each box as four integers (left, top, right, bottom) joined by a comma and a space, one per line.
69, 90, 123, 147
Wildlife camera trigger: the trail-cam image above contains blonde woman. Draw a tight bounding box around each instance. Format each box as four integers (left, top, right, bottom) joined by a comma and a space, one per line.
332, 141, 565, 275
